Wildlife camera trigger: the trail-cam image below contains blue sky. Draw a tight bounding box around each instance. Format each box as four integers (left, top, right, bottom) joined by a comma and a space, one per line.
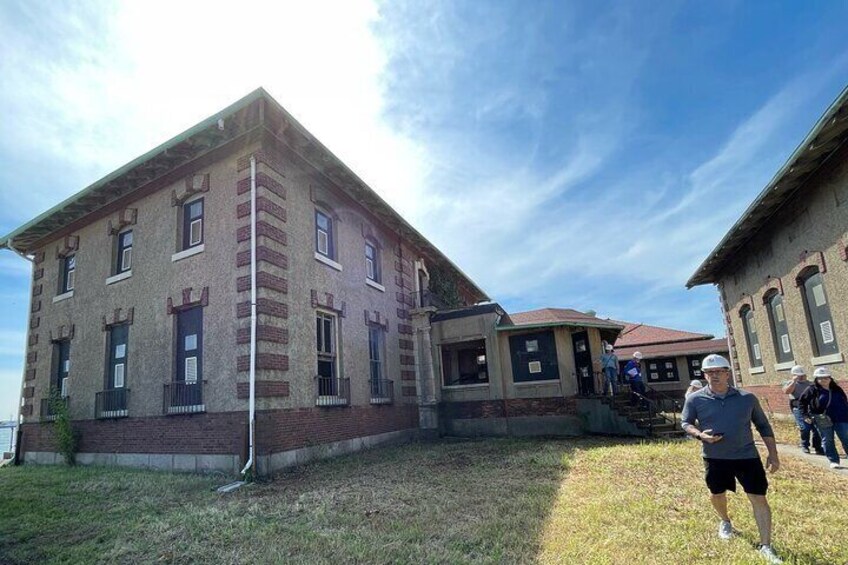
1, 0, 847, 418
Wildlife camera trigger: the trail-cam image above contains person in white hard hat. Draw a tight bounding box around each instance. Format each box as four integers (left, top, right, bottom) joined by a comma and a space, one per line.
685, 379, 703, 399
681, 354, 783, 564
599, 343, 619, 397
623, 351, 645, 406
782, 365, 823, 454
799, 367, 848, 470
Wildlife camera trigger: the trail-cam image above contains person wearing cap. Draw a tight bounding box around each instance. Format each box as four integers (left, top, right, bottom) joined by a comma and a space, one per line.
623, 352, 645, 406
782, 365, 823, 454
685, 379, 704, 399
799, 367, 848, 470
599, 344, 619, 397
681, 353, 782, 564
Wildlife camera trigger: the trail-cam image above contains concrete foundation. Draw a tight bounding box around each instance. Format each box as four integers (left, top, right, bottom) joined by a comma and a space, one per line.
576, 398, 648, 437
24, 451, 241, 474
443, 414, 584, 437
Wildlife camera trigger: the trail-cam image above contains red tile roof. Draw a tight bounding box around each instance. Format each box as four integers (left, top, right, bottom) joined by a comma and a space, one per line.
507, 308, 624, 330
610, 320, 713, 348
615, 338, 728, 360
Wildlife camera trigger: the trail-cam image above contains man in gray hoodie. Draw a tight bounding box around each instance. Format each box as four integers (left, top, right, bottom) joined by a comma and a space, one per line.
681, 354, 782, 564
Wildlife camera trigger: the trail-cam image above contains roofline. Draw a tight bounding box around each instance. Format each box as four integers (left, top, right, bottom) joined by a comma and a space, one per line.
496, 320, 625, 332
0, 88, 266, 249
686, 84, 848, 288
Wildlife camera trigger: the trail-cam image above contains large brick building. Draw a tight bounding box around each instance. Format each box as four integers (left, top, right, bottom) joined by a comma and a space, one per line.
1, 89, 488, 474
688, 85, 848, 415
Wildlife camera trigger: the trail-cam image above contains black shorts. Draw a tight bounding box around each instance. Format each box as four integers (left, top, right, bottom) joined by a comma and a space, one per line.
703, 458, 768, 495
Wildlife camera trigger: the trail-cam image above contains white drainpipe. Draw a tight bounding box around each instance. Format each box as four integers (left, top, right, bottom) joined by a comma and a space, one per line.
240, 156, 257, 476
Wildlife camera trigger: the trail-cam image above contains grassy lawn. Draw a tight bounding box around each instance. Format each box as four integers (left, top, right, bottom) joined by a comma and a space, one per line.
1, 438, 846, 564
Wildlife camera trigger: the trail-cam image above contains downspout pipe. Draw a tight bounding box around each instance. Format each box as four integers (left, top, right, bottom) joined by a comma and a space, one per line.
240, 156, 257, 477
1, 239, 34, 464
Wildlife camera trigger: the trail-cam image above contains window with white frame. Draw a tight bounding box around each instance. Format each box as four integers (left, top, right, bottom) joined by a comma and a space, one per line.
369, 325, 384, 383
52, 340, 71, 397
740, 306, 762, 368
61, 255, 76, 293
116, 230, 133, 274
365, 242, 380, 283
317, 311, 338, 395
765, 292, 793, 364
800, 270, 839, 356
182, 198, 204, 250
315, 210, 334, 259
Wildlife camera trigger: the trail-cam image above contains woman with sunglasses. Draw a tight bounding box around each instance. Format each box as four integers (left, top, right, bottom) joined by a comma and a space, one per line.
800, 367, 848, 469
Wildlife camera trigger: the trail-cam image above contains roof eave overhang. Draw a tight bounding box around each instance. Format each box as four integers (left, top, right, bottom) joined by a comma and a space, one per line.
687, 85, 848, 289
496, 321, 625, 332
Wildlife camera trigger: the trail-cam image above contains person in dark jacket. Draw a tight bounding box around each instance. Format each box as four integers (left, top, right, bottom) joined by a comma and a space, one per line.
782, 365, 823, 454
799, 367, 848, 470
624, 352, 645, 406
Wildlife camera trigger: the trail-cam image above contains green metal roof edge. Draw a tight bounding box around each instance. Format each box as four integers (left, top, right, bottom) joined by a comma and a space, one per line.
0, 88, 267, 250
686, 84, 848, 288
496, 320, 625, 332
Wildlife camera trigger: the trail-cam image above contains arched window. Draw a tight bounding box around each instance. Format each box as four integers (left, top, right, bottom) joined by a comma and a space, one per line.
740, 306, 762, 368
799, 269, 839, 357
765, 291, 793, 364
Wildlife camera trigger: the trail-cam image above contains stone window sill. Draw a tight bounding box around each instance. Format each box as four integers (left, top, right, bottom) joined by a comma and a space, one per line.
749, 366, 765, 375
366, 278, 385, 292
105, 271, 132, 285
52, 291, 74, 303
314, 252, 342, 271
441, 383, 490, 390
171, 244, 204, 263
513, 379, 560, 386
811, 352, 843, 366
773, 361, 795, 371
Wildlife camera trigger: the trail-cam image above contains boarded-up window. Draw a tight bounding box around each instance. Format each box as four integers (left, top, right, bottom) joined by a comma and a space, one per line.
801, 271, 839, 356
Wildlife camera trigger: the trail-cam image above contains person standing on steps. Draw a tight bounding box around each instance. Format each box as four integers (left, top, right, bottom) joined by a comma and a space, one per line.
600, 344, 619, 397
782, 365, 823, 455
623, 351, 645, 406
681, 354, 783, 564
799, 367, 848, 470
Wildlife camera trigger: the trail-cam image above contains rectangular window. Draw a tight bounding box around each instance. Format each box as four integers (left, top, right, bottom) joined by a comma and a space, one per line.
176, 307, 203, 384
61, 255, 76, 293
182, 198, 204, 250
369, 326, 383, 383
116, 230, 133, 273
365, 242, 380, 282
52, 340, 71, 396
646, 357, 679, 382
317, 311, 337, 395
108, 324, 129, 389
315, 210, 333, 259
442, 339, 489, 386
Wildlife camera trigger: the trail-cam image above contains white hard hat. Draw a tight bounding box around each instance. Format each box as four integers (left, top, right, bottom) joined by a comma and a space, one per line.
813, 367, 833, 379
790, 365, 806, 376
605, 344, 614, 351
690, 380, 703, 388
633, 351, 643, 360
702, 354, 731, 370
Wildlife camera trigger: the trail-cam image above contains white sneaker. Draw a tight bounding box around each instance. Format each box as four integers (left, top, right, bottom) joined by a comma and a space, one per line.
718, 520, 733, 540
830, 462, 841, 469
758, 544, 783, 564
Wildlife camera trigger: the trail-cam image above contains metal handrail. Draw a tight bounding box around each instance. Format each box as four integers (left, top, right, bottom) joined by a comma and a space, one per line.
315, 376, 350, 406
163, 380, 205, 414
642, 384, 684, 428
369, 379, 394, 404
629, 391, 676, 435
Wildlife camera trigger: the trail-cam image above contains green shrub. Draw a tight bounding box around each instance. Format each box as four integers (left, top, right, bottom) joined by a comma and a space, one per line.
49, 390, 78, 465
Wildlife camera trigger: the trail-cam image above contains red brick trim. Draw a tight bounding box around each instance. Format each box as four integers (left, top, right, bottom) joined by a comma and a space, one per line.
55, 235, 80, 259
236, 325, 289, 345
237, 272, 288, 294
32, 284, 42, 297
30, 316, 40, 329
33, 251, 45, 265
22, 386, 34, 399
236, 221, 287, 246
101, 307, 135, 331
33, 268, 43, 281
401, 370, 416, 381
310, 290, 346, 317
398, 339, 414, 351
237, 172, 286, 200
167, 287, 209, 315
26, 351, 37, 364
28, 334, 38, 346
236, 246, 288, 269
402, 386, 417, 397
237, 381, 290, 398
31, 300, 41, 313
794, 250, 827, 286
237, 151, 286, 176
364, 310, 388, 329
21, 405, 32, 417
49, 324, 75, 342
397, 308, 410, 320
394, 259, 412, 276
237, 197, 286, 223
840, 232, 848, 262
398, 324, 413, 335
738, 294, 756, 313
400, 355, 415, 366
237, 353, 289, 372
760, 276, 784, 302
237, 298, 288, 319
106, 208, 138, 235
25, 368, 36, 381
171, 173, 210, 206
